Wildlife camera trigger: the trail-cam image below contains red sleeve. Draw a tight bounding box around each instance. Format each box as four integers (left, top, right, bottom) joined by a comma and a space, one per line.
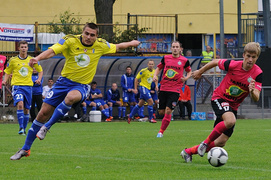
157, 62, 164, 69
218, 59, 228, 71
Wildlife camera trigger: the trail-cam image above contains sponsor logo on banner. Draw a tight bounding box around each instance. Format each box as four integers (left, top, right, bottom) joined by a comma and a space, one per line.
0, 23, 34, 42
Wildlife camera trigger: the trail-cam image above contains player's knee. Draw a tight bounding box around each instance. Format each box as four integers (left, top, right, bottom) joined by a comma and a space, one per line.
17, 102, 24, 109
158, 110, 165, 115
224, 119, 236, 128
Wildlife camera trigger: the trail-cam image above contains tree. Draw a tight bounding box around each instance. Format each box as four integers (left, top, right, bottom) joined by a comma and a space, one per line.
48, 10, 82, 35
94, 0, 116, 42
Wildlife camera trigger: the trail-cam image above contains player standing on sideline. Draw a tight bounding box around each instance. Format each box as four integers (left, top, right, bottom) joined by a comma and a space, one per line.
121, 66, 137, 118
10, 22, 140, 160
153, 41, 192, 137
150, 81, 159, 119
181, 42, 263, 163
127, 60, 157, 123
2, 41, 43, 135
30, 68, 43, 122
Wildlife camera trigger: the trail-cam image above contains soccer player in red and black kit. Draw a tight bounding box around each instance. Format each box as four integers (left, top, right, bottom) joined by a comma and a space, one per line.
153, 41, 192, 138
181, 42, 263, 163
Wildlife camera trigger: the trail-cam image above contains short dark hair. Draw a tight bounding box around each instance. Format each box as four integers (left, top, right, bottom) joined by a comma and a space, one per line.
126, 66, 132, 70
83, 23, 99, 34
18, 40, 28, 47
171, 41, 181, 47
91, 81, 97, 85
48, 78, 54, 81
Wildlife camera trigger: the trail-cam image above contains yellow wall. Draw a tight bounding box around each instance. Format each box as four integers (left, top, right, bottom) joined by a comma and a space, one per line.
0, 0, 258, 34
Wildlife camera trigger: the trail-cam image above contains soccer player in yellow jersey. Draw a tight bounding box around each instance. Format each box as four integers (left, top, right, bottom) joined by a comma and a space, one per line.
2, 41, 43, 135
10, 23, 140, 160
127, 60, 158, 123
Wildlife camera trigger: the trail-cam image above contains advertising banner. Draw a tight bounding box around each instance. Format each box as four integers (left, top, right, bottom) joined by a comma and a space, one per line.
0, 23, 34, 42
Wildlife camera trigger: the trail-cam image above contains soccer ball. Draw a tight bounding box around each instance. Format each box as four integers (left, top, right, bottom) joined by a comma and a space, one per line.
207, 147, 228, 167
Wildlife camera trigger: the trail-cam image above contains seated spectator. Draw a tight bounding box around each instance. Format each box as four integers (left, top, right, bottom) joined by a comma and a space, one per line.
178, 84, 192, 120
105, 83, 123, 119
42, 78, 54, 99
185, 50, 192, 57
89, 81, 112, 122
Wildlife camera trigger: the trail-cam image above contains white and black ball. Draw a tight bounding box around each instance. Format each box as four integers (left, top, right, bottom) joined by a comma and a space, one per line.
207, 147, 228, 167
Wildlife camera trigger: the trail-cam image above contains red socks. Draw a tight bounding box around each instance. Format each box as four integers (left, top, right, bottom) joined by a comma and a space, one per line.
204, 121, 228, 144
159, 114, 171, 134
185, 141, 216, 155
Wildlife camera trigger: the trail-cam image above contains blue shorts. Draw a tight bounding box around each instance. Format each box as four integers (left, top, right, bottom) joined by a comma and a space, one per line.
85, 100, 94, 106
122, 91, 136, 103
139, 86, 152, 101
94, 99, 106, 107
44, 77, 90, 107
151, 93, 158, 101
12, 85, 32, 109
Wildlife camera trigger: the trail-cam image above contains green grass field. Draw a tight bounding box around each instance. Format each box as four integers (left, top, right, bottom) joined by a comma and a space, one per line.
1, 119, 271, 179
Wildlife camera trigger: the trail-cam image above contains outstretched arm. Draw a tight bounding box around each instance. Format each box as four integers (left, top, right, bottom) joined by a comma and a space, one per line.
192, 59, 219, 80
29, 49, 56, 67
116, 40, 140, 52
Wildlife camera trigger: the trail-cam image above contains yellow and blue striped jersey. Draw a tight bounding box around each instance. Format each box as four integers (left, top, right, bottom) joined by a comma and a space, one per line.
136, 67, 155, 90
49, 35, 117, 84
4, 55, 43, 86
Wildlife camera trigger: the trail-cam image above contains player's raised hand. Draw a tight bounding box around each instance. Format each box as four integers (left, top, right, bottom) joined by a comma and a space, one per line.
192, 70, 202, 80
248, 79, 255, 92
29, 58, 38, 67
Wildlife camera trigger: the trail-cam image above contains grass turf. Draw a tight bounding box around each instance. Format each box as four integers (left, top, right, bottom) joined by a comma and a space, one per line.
0, 119, 271, 179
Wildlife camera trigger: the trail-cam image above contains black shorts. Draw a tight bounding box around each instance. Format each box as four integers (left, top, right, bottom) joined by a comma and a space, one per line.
158, 91, 179, 110
211, 99, 237, 137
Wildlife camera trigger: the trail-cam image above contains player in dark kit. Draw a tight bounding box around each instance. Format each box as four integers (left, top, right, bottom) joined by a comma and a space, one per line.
181, 42, 263, 163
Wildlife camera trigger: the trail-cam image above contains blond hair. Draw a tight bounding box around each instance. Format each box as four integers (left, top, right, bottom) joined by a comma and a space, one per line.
244, 42, 261, 57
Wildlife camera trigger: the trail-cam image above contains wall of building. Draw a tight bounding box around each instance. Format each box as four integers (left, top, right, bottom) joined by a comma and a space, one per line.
0, 0, 258, 34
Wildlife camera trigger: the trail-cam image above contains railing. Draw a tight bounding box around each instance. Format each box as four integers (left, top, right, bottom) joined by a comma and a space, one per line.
241, 13, 265, 46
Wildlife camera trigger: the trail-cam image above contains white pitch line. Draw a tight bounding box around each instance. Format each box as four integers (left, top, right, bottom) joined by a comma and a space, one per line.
3, 151, 270, 173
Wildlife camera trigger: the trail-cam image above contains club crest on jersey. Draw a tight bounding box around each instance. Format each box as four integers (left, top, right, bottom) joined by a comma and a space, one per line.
226, 85, 247, 97
0, 60, 3, 64
74, 54, 90, 67
84, 49, 87, 53
19, 67, 28, 77
178, 61, 182, 65
92, 49, 95, 53
147, 77, 153, 83
165, 69, 178, 78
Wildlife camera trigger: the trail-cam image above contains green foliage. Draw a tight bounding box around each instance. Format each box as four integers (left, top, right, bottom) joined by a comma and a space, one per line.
112, 24, 148, 44
48, 10, 82, 35
1, 119, 271, 179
